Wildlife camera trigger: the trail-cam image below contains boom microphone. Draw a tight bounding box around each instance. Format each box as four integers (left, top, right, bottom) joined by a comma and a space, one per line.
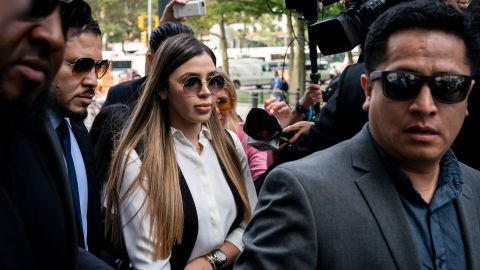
243, 108, 294, 151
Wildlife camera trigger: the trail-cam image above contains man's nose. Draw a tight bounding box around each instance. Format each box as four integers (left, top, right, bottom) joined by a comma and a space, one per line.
409, 84, 438, 116
29, 7, 65, 54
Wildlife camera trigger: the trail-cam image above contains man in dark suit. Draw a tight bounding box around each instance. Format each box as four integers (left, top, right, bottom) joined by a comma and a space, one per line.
0, 1, 94, 269
49, 20, 109, 258
101, 21, 193, 111
235, 1, 480, 269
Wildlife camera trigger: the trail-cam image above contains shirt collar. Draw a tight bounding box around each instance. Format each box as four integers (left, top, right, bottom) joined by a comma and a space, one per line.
47, 109, 71, 130
170, 124, 212, 141
366, 125, 463, 206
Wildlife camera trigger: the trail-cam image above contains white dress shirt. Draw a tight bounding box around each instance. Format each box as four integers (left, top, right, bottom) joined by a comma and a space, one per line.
118, 126, 257, 270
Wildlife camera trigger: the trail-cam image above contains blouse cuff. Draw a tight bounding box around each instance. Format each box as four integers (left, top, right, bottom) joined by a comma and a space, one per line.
225, 224, 246, 251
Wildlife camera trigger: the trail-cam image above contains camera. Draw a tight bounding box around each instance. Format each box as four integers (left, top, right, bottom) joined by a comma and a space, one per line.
173, 0, 206, 19
287, 0, 398, 55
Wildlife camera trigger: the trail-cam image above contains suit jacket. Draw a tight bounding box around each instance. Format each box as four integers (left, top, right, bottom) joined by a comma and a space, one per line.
235, 125, 480, 270
102, 76, 146, 111
0, 117, 78, 269
70, 120, 103, 256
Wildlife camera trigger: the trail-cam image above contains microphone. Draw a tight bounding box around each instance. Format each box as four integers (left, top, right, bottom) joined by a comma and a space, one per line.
243, 108, 294, 151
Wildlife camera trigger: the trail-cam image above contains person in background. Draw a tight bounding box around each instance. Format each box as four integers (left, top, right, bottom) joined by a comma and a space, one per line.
49, 19, 110, 259
104, 34, 257, 270
235, 1, 480, 269
270, 71, 283, 100
215, 71, 270, 181
90, 103, 130, 188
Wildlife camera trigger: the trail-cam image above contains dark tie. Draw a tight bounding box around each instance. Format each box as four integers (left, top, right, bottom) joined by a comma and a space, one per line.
56, 119, 83, 230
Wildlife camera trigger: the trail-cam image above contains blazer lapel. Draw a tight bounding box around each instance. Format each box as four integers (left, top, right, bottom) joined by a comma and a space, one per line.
351, 126, 421, 270
455, 183, 480, 269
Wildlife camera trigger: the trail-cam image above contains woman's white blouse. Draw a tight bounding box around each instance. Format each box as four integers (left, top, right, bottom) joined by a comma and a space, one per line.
118, 127, 258, 270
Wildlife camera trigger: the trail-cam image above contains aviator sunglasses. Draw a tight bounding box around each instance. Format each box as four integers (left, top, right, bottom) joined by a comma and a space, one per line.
369, 70, 472, 104
23, 0, 92, 39
180, 74, 225, 96
64, 58, 110, 79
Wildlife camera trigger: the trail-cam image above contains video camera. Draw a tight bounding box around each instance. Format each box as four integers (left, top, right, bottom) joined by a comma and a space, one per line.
286, 0, 397, 55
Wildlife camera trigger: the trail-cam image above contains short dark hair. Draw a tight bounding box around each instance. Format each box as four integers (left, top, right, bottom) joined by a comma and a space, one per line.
84, 19, 101, 36
364, 0, 480, 75
149, 22, 194, 53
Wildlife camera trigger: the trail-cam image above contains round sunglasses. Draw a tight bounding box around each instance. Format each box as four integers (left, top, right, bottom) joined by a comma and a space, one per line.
63, 57, 110, 79
180, 74, 225, 96
369, 70, 472, 104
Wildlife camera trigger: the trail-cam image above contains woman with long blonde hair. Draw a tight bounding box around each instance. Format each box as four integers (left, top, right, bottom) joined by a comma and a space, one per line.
104, 34, 257, 270
214, 72, 270, 181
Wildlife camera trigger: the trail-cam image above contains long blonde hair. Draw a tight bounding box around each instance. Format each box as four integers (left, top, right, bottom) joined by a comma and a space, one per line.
217, 71, 242, 132
104, 34, 252, 259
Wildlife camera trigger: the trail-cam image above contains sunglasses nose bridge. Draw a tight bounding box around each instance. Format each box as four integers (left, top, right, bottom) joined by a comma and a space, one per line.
410, 82, 439, 113
198, 79, 214, 95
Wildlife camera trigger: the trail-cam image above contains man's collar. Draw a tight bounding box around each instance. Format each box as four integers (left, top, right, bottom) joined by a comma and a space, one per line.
47, 108, 71, 130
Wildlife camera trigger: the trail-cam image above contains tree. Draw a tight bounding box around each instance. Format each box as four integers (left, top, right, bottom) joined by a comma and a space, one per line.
187, 0, 277, 75
85, 0, 156, 51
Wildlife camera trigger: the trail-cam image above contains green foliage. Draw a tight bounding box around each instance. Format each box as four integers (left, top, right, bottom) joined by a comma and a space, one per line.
319, 2, 345, 20
85, 0, 158, 46
84, 0, 344, 49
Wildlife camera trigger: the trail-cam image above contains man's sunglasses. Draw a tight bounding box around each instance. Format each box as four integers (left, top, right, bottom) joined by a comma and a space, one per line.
23, 0, 92, 39
369, 71, 472, 104
63, 58, 110, 79
216, 97, 233, 112
180, 75, 225, 96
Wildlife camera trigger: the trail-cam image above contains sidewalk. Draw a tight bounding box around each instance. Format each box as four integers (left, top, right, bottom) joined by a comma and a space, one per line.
237, 102, 253, 121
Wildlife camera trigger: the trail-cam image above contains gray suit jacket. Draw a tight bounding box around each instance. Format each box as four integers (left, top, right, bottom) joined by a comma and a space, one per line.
235, 125, 480, 270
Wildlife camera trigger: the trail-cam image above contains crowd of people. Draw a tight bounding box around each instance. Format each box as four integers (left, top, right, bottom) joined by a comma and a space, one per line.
1, 0, 480, 270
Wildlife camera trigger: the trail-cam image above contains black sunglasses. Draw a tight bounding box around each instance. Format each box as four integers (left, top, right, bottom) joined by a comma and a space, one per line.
369, 71, 472, 104
181, 75, 225, 96
64, 58, 110, 79
22, 0, 91, 39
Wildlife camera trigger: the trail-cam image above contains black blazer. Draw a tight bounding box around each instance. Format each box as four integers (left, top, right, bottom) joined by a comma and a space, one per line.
70, 120, 103, 256
102, 76, 147, 111
0, 118, 78, 269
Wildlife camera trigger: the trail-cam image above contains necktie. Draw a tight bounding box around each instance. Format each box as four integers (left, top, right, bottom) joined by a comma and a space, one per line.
56, 119, 83, 229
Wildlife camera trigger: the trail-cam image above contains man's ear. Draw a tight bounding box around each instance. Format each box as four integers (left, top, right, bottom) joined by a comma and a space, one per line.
465, 79, 476, 117
147, 52, 155, 65
360, 74, 372, 111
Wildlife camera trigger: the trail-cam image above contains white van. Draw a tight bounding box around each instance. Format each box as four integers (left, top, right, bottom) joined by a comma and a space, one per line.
305, 59, 335, 83
223, 58, 273, 89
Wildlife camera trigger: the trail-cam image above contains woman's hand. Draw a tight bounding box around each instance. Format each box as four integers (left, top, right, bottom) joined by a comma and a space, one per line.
264, 97, 292, 128
184, 257, 212, 270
